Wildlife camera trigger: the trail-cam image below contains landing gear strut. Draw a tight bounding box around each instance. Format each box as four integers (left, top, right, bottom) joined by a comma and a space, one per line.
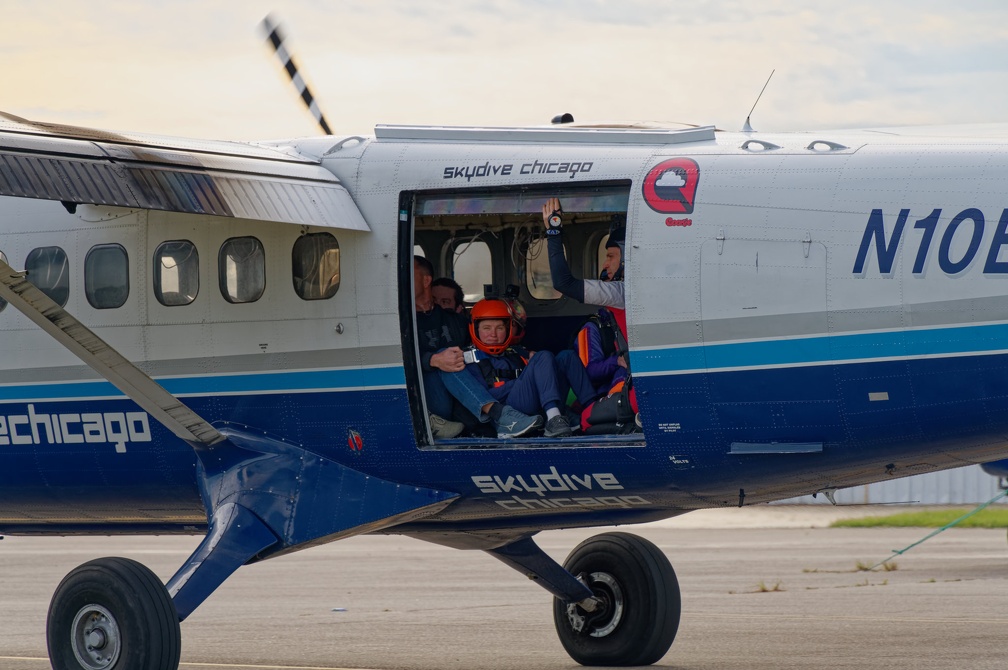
553, 532, 681, 666
47, 557, 181, 670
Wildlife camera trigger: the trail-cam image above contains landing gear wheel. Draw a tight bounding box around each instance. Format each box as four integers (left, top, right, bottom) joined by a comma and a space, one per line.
47, 557, 181, 670
553, 532, 681, 666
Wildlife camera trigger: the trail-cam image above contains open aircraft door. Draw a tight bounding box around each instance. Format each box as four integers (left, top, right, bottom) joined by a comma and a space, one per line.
398, 179, 640, 447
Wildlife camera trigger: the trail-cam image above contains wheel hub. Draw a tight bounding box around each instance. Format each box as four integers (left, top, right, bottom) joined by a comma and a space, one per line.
71, 604, 121, 670
85, 629, 106, 648
566, 571, 625, 638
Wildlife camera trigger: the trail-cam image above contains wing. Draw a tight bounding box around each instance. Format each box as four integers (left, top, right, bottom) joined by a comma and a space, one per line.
0, 113, 368, 230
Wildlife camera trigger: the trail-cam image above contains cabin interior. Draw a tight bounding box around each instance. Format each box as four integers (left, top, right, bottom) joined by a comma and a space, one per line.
403, 180, 643, 447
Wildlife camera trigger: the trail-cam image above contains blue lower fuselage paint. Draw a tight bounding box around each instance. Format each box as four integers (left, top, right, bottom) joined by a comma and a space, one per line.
4, 321, 1008, 535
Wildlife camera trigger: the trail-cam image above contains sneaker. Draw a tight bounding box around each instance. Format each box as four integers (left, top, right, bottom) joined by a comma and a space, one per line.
430, 413, 464, 439
544, 415, 573, 438
495, 406, 544, 438
565, 409, 583, 434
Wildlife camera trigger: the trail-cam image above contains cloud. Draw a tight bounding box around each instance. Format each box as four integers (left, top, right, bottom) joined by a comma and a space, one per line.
656, 171, 686, 188
5, 0, 1008, 138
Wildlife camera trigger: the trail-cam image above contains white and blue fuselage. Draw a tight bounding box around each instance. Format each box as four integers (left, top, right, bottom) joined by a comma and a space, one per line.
2, 121, 1008, 537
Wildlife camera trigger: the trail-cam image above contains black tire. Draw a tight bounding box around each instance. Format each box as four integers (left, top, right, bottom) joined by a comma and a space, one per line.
553, 532, 681, 666
47, 557, 181, 670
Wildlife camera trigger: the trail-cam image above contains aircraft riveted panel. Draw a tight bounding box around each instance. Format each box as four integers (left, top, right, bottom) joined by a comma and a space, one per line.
700, 239, 828, 342
700, 238, 842, 445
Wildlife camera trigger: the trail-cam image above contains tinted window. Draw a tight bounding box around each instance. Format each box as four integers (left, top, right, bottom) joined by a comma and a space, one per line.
154, 240, 199, 306
219, 237, 265, 304
85, 244, 130, 309
292, 233, 340, 300
453, 238, 491, 304
25, 246, 70, 307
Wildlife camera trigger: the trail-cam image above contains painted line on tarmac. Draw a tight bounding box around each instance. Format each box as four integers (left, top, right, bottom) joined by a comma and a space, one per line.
181, 663, 377, 670
689, 612, 1008, 624
0, 657, 47, 663
0, 656, 46, 664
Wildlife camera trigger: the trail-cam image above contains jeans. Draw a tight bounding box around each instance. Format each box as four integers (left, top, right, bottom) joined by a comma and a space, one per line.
424, 368, 494, 422
442, 368, 495, 422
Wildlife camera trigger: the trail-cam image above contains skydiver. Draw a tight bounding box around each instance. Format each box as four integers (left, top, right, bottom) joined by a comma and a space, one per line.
542, 197, 626, 313
464, 298, 597, 438
413, 256, 543, 438
431, 276, 466, 314
541, 198, 638, 427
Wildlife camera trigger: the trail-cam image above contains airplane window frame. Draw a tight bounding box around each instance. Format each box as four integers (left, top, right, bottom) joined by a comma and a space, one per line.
595, 233, 611, 281
525, 236, 564, 301
292, 232, 340, 301
219, 236, 266, 305
85, 243, 130, 310
25, 245, 70, 307
0, 251, 7, 313
450, 235, 492, 304
154, 240, 200, 307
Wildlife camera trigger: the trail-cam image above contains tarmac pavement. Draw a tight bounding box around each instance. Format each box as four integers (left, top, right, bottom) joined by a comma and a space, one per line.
1, 505, 1005, 670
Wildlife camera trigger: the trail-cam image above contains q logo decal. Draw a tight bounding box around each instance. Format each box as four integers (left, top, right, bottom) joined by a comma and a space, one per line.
642, 158, 700, 214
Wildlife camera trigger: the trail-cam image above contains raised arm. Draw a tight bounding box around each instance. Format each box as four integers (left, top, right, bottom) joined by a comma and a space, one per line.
542, 198, 625, 309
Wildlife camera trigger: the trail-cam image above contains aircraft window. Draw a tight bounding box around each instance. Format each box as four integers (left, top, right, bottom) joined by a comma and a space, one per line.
452, 238, 491, 303
597, 234, 610, 278
85, 244, 129, 309
25, 246, 70, 307
0, 251, 6, 313
154, 240, 199, 306
219, 237, 265, 304
525, 237, 563, 300
292, 233, 340, 300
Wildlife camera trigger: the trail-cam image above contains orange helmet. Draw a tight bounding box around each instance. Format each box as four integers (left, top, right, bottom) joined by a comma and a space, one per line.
470, 298, 526, 355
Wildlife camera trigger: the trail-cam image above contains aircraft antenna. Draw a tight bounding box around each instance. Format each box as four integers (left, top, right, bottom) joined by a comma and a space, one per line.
742, 69, 775, 133
260, 14, 333, 135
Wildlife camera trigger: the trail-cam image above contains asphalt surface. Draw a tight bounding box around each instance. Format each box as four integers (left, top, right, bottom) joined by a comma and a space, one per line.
1, 507, 1006, 670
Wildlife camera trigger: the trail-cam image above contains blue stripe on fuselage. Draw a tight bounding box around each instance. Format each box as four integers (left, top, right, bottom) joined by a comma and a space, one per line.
633, 322, 1008, 375
0, 365, 407, 402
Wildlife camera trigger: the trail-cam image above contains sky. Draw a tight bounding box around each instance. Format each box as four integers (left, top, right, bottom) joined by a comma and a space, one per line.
4, 1, 1008, 142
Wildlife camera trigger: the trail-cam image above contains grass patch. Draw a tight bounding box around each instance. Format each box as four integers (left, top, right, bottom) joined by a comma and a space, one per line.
855, 560, 899, 572
831, 508, 1008, 529
755, 580, 784, 592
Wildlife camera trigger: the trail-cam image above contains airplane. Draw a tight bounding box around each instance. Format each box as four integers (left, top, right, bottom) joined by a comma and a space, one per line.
5, 26, 1008, 670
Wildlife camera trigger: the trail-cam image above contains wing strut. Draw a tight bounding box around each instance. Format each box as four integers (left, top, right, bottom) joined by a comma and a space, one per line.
0, 256, 223, 448
0, 260, 464, 623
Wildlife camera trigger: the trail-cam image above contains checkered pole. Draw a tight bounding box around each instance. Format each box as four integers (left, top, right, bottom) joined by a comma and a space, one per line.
260, 14, 333, 135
